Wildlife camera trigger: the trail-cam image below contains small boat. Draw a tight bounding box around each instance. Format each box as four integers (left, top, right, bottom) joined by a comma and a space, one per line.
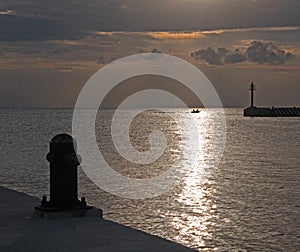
191, 109, 200, 113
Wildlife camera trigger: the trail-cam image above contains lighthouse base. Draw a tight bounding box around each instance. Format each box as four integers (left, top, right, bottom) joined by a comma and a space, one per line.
244, 106, 300, 117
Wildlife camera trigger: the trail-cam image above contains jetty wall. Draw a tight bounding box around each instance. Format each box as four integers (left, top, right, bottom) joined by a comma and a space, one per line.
244, 106, 300, 117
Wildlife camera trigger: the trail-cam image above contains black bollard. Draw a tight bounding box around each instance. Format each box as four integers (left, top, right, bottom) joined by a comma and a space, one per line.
35, 134, 93, 215
47, 134, 82, 209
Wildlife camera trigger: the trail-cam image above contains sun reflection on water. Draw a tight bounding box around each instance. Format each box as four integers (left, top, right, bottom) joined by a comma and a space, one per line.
172, 110, 220, 250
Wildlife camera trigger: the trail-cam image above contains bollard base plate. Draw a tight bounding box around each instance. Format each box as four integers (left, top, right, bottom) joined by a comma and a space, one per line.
33, 206, 103, 219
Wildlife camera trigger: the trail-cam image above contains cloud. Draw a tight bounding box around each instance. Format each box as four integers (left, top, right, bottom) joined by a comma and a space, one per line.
191, 47, 226, 65
1, 0, 300, 38
246, 41, 295, 65
151, 48, 162, 53
97, 56, 117, 64
148, 31, 207, 40
0, 15, 83, 41
0, 10, 15, 15
191, 41, 295, 65
225, 50, 247, 64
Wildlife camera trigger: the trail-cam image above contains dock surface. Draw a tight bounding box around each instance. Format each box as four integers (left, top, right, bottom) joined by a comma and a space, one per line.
0, 186, 193, 251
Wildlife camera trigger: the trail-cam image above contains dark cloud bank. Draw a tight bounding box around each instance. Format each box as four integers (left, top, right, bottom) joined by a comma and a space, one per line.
0, 15, 81, 41
1, 0, 300, 40
191, 41, 295, 65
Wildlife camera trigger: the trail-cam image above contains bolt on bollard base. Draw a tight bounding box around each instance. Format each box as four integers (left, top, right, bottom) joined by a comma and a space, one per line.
34, 134, 102, 219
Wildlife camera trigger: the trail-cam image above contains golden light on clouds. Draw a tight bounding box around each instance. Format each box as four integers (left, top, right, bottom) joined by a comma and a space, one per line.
53, 40, 85, 46
148, 32, 208, 40
94, 30, 221, 40
94, 26, 300, 41
1, 26, 298, 72
0, 10, 15, 15
94, 31, 117, 36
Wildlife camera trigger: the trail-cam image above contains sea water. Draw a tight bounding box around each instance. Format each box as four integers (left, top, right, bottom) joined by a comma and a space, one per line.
0, 108, 299, 251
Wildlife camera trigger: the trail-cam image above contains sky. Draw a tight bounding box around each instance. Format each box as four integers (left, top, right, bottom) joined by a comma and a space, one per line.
0, 0, 300, 107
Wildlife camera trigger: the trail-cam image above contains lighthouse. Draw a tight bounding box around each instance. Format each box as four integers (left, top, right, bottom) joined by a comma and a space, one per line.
249, 82, 256, 107
244, 82, 300, 117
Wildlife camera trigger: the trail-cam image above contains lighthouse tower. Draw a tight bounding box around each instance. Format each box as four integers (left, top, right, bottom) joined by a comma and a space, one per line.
249, 82, 256, 107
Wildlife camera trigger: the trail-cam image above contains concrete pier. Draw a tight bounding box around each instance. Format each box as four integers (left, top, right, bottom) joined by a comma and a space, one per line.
244, 106, 300, 117
243, 82, 300, 117
0, 186, 193, 251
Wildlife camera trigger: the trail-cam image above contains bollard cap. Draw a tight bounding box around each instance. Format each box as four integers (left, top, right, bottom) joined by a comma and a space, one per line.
51, 134, 74, 144
49, 134, 78, 155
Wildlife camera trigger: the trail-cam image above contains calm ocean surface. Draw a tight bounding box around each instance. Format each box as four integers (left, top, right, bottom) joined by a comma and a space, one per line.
0, 108, 299, 251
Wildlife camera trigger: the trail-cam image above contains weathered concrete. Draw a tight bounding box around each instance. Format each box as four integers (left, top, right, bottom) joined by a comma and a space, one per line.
0, 186, 194, 252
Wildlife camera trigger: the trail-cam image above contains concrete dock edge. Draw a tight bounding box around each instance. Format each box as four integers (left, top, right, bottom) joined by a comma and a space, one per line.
0, 186, 194, 252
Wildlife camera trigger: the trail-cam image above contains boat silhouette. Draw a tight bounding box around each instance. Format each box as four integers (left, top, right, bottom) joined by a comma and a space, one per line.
191, 109, 200, 113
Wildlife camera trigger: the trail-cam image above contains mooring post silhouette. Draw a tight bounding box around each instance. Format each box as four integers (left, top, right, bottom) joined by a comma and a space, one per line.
34, 134, 101, 218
